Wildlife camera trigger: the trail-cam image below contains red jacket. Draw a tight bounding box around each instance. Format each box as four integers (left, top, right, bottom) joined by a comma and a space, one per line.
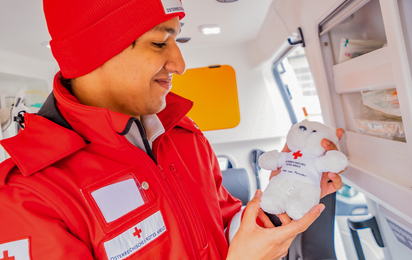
0, 73, 242, 260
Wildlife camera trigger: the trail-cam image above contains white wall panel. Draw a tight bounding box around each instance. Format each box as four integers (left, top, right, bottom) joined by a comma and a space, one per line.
0, 50, 57, 91
180, 42, 292, 193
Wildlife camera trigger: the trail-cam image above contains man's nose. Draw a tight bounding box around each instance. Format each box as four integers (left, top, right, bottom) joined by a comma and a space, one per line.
165, 43, 186, 75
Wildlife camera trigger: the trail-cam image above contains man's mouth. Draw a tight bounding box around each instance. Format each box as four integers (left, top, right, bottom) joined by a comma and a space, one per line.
154, 78, 172, 90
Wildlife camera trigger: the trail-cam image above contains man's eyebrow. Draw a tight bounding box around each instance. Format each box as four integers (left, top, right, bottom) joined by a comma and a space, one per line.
151, 25, 181, 35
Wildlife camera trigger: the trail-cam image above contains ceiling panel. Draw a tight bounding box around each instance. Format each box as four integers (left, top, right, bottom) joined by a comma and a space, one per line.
0, 0, 273, 62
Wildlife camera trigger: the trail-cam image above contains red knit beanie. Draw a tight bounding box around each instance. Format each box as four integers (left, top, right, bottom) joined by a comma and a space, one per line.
43, 0, 185, 78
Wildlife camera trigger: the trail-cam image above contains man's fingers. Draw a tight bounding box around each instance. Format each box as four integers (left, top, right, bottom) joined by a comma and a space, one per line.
242, 190, 262, 225
293, 204, 325, 233
257, 209, 275, 228
277, 213, 292, 225
328, 172, 343, 191
269, 168, 281, 179
321, 138, 338, 151
321, 172, 343, 198
321, 128, 345, 152
336, 167, 348, 175
336, 128, 344, 141
282, 143, 291, 153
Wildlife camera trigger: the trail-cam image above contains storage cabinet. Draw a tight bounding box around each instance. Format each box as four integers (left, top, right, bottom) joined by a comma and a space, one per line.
318, 0, 412, 221
314, 0, 412, 258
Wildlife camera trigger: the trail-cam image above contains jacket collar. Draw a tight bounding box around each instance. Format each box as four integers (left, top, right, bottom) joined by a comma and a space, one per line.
52, 72, 194, 148
0, 72, 195, 176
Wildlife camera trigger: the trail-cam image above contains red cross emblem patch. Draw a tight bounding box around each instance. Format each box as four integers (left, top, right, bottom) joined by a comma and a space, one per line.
1, 251, 15, 260
133, 227, 142, 238
0, 239, 31, 260
293, 150, 303, 159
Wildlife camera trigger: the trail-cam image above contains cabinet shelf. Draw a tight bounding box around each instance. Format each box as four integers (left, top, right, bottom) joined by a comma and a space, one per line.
344, 131, 409, 181
343, 131, 412, 218
333, 46, 394, 94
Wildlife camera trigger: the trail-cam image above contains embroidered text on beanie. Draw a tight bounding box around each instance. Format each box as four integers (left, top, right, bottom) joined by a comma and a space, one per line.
43, 0, 185, 78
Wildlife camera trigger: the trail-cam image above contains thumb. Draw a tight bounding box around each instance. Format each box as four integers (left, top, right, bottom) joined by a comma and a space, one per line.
293, 204, 325, 233
336, 128, 344, 141
321, 138, 337, 151
279, 204, 325, 238
242, 190, 262, 225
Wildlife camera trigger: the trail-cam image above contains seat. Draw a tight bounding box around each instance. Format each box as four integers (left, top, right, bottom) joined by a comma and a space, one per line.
285, 193, 337, 260
221, 168, 251, 205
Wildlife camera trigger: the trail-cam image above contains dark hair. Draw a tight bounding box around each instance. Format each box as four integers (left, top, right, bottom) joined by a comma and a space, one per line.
58, 74, 73, 93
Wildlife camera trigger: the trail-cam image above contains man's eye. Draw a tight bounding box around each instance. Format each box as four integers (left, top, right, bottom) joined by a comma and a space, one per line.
152, 42, 166, 48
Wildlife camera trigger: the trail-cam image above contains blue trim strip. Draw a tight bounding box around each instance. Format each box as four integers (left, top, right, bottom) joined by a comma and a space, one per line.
272, 64, 298, 124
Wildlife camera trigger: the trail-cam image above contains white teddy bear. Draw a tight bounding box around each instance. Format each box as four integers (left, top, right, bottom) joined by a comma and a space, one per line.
258, 120, 348, 220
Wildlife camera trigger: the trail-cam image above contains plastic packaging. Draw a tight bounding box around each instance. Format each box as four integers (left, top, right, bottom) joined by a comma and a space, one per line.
338, 38, 386, 63
361, 89, 401, 117
355, 97, 405, 141
356, 118, 404, 140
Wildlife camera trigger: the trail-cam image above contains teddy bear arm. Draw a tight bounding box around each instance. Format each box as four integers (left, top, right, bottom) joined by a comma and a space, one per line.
258, 150, 285, 170
278, 152, 287, 167
316, 150, 348, 173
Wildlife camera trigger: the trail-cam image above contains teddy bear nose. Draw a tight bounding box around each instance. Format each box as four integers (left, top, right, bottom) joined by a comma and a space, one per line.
299, 126, 307, 131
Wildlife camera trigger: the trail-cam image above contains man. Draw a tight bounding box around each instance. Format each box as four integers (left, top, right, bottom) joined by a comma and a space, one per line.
0, 0, 342, 259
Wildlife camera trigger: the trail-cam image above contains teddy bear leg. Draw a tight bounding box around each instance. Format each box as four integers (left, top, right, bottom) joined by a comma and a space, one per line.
260, 177, 290, 215
285, 183, 321, 220
261, 194, 284, 215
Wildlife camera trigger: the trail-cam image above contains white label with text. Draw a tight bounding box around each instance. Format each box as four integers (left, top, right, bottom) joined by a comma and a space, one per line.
104, 211, 166, 260
161, 0, 184, 15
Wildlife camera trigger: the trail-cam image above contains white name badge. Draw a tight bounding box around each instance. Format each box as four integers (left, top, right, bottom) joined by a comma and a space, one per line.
0, 239, 31, 260
91, 178, 146, 223
161, 0, 184, 15
104, 211, 166, 260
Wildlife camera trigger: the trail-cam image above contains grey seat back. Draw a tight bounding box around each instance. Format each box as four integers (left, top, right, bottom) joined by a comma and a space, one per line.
221, 168, 251, 205
285, 193, 337, 260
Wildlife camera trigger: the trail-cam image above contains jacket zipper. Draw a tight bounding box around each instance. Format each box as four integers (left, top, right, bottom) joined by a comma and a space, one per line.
156, 165, 201, 260
169, 164, 208, 249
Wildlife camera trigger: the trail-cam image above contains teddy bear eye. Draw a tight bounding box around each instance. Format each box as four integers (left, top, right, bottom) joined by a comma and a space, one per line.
299, 126, 307, 131
312, 130, 317, 133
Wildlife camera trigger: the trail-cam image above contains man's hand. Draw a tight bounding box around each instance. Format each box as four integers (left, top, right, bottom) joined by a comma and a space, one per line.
319, 128, 345, 198
269, 128, 345, 198
226, 190, 325, 260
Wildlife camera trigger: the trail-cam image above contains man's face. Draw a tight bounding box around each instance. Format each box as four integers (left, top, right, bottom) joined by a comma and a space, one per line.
80, 17, 185, 117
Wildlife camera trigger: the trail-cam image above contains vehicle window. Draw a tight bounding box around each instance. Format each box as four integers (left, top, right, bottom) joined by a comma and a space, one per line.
217, 156, 233, 171
274, 45, 324, 123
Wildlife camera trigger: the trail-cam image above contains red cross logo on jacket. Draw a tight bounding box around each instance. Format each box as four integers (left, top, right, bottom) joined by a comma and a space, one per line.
133, 227, 142, 238
293, 150, 303, 159
1, 251, 15, 260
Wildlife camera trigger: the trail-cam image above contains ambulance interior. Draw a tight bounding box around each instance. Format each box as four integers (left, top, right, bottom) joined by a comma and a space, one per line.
1, 0, 412, 259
